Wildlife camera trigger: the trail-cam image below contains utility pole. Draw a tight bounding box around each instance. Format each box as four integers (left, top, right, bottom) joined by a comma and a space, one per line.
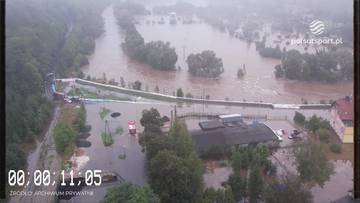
174, 105, 177, 118
202, 88, 205, 114
182, 45, 186, 61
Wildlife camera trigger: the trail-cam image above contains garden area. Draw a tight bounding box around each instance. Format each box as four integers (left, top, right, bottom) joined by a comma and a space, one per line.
53, 103, 88, 161
293, 112, 354, 164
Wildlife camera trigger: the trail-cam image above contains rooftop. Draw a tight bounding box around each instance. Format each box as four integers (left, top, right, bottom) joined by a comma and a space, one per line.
199, 120, 225, 131
219, 115, 243, 124
335, 97, 353, 121
191, 122, 278, 152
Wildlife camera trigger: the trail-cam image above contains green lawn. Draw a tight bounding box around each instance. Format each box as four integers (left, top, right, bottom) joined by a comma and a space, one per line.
99, 107, 111, 120
115, 127, 124, 135
101, 132, 114, 146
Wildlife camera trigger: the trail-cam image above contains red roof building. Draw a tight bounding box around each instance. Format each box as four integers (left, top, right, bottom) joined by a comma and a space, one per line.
330, 96, 354, 143
334, 96, 353, 123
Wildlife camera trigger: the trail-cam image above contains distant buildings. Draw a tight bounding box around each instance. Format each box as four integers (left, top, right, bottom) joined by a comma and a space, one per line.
330, 96, 354, 143
190, 114, 279, 153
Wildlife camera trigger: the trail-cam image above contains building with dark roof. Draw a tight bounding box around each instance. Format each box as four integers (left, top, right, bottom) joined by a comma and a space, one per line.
191, 122, 279, 153
330, 96, 354, 143
199, 120, 225, 131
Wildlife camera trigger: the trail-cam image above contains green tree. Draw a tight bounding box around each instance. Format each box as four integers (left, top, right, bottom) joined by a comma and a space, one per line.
305, 115, 330, 133
53, 122, 76, 153
154, 85, 160, 93
264, 175, 313, 203
133, 80, 142, 90
117, 12, 178, 71
228, 172, 247, 201
316, 128, 330, 143
102, 183, 160, 203
217, 187, 236, 203
252, 144, 270, 167
294, 142, 334, 186
274, 64, 284, 78
142, 41, 178, 70
6, 144, 27, 172
248, 165, 264, 203
200, 188, 218, 203
140, 108, 163, 132
73, 104, 86, 132
236, 147, 252, 170
143, 133, 171, 160
6, 0, 107, 171
169, 120, 193, 158
282, 50, 304, 80
176, 88, 184, 97
148, 150, 201, 203
186, 50, 224, 78
231, 151, 242, 171
120, 77, 126, 87
274, 48, 352, 83
200, 187, 235, 203
293, 111, 306, 126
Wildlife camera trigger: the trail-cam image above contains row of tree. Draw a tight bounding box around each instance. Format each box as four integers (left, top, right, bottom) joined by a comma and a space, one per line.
114, 3, 178, 71
53, 104, 87, 156
115, 2, 225, 77
6, 0, 107, 173
274, 49, 352, 83
293, 112, 335, 185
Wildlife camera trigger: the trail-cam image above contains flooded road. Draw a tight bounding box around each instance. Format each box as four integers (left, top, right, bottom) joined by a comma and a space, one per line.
83, 6, 352, 103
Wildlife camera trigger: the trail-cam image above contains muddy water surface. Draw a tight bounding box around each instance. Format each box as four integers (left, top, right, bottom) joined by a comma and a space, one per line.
83, 6, 352, 103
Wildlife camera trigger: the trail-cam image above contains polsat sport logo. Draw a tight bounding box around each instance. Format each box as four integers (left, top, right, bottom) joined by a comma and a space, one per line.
309, 20, 325, 35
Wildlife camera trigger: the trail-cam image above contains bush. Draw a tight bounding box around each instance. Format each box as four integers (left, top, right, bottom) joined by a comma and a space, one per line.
305, 115, 330, 132
74, 104, 87, 132
101, 132, 114, 146
317, 128, 330, 143
274, 65, 284, 78
231, 148, 251, 170
329, 144, 342, 153
132, 80, 142, 90
293, 111, 306, 126
176, 88, 184, 97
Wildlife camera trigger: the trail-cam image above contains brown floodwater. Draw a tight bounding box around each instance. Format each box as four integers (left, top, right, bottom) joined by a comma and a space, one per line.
82, 5, 353, 104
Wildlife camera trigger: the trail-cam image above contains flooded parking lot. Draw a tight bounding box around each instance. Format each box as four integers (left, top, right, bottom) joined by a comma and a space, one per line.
67, 98, 337, 201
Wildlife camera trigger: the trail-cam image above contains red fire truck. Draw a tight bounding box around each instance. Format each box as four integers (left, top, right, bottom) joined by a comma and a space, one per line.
128, 120, 136, 135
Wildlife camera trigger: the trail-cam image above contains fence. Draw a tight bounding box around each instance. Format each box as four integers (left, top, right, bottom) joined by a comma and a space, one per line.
74, 78, 332, 110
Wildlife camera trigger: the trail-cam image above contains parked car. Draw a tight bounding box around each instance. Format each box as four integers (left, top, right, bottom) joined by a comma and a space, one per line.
64, 98, 72, 103
275, 129, 286, 141
288, 130, 302, 140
